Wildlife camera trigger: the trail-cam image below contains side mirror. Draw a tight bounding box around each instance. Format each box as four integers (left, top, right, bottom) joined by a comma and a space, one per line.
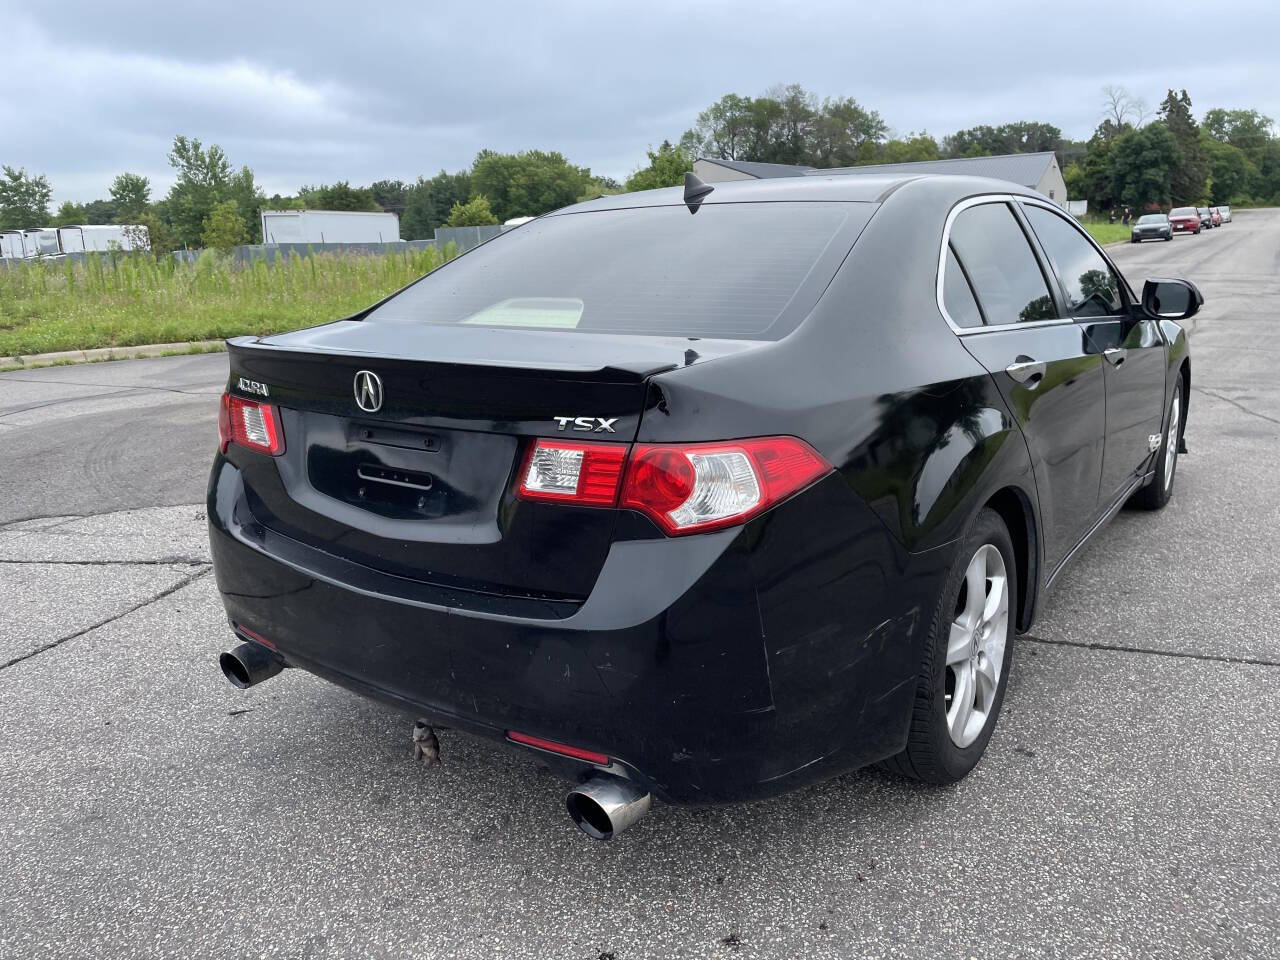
1142, 278, 1203, 321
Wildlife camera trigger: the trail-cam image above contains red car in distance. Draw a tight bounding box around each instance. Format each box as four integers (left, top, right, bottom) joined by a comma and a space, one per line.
1169, 207, 1202, 235
1209, 207, 1223, 227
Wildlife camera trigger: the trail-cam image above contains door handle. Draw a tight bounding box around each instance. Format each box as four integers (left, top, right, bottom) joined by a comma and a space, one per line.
1104, 347, 1127, 366
1005, 358, 1047, 386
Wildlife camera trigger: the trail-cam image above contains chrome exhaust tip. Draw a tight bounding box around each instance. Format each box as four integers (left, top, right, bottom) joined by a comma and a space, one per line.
566, 776, 652, 840
219, 641, 284, 689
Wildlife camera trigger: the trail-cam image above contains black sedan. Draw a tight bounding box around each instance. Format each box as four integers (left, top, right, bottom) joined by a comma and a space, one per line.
208, 174, 1197, 839
1131, 212, 1173, 242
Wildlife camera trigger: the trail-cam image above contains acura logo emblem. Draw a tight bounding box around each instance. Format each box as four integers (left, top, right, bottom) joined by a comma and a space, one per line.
354, 370, 384, 413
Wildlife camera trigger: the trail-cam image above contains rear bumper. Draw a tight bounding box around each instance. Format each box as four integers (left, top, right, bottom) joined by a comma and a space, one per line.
208, 455, 946, 804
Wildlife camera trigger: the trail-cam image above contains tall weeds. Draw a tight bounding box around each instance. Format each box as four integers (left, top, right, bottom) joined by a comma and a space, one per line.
0, 245, 456, 356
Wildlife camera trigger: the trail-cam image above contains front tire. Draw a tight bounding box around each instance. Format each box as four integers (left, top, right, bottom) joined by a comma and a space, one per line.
1132, 377, 1183, 510
880, 509, 1016, 784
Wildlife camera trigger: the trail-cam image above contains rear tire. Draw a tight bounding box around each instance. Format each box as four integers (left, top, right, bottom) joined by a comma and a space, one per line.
1132, 377, 1184, 510
879, 508, 1016, 784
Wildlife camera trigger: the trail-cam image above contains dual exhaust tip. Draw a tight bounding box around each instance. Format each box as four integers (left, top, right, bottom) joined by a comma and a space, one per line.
217, 642, 651, 839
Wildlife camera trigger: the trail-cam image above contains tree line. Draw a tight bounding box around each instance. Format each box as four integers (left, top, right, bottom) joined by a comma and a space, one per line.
0, 142, 624, 253
2, 83, 1276, 254
675, 83, 1280, 212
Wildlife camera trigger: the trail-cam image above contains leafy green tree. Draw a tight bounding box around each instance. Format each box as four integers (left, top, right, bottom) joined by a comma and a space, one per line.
877, 132, 940, 164
1062, 162, 1086, 200
809, 96, 887, 166
943, 122, 1062, 158
444, 194, 499, 227
400, 170, 472, 239
1080, 136, 1118, 210
0, 166, 52, 230
129, 211, 178, 256
625, 141, 694, 191
109, 173, 151, 222
680, 93, 757, 160
1202, 108, 1274, 164
370, 179, 410, 215
52, 201, 88, 226
1110, 124, 1179, 210
83, 199, 117, 223
165, 135, 264, 246
200, 200, 248, 252
1157, 90, 1208, 203
1204, 139, 1255, 203
469, 150, 592, 221
300, 181, 379, 211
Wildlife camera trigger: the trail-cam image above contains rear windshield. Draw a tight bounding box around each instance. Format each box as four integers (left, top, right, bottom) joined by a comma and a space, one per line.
364, 202, 872, 340
1170, 207, 1196, 216
1137, 214, 1167, 224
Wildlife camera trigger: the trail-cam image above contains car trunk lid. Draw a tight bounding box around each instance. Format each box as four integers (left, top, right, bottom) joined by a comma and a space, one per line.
225, 323, 758, 604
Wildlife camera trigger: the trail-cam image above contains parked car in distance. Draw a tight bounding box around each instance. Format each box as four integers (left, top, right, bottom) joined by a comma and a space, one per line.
1131, 213, 1173, 242
1197, 207, 1214, 229
1169, 207, 1202, 235
1209, 207, 1223, 228
208, 174, 1198, 839
1218, 205, 1233, 223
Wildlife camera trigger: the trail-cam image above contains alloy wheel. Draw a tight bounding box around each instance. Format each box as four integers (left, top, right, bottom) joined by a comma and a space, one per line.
1164, 393, 1180, 491
944, 544, 1009, 748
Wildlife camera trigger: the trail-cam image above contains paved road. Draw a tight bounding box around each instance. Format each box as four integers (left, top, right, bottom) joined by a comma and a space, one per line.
2, 212, 1278, 959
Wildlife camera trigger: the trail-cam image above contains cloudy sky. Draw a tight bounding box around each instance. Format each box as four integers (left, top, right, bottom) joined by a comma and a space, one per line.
3, 2, 1277, 207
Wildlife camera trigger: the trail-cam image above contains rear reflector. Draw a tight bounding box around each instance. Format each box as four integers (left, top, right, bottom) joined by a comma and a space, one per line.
507, 730, 610, 765
517, 439, 626, 506
233, 622, 277, 650
219, 392, 284, 456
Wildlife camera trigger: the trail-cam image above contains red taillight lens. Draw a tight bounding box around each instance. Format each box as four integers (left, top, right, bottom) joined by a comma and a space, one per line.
219, 392, 284, 456
515, 435, 832, 534
621, 437, 831, 535
516, 439, 627, 506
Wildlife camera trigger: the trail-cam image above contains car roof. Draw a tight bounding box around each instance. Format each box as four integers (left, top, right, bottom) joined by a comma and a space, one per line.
555, 173, 1044, 214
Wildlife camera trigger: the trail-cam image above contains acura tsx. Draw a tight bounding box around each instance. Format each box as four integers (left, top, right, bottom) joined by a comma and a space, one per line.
209, 172, 1197, 839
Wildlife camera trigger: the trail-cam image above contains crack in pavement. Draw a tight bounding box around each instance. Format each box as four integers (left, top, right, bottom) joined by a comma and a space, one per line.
1022, 634, 1280, 668
0, 567, 213, 672
1192, 386, 1280, 426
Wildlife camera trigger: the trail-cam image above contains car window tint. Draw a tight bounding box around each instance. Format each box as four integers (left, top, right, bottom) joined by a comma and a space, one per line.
942, 245, 984, 328
1024, 205, 1123, 318
364, 202, 871, 340
947, 203, 1056, 325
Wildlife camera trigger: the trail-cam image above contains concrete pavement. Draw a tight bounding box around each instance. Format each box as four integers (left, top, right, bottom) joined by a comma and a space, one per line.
1, 210, 1277, 959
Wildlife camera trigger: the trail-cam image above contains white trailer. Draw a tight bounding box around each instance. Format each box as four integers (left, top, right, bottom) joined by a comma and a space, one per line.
0, 231, 28, 259
22, 229, 60, 258
58, 224, 150, 253
259, 209, 400, 245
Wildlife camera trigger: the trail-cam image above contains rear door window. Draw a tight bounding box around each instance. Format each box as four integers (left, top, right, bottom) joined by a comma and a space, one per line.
1023, 205, 1123, 318
365, 202, 874, 340
947, 202, 1056, 325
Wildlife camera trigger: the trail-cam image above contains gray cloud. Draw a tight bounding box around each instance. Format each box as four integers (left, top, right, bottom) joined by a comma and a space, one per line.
3, 1, 1277, 206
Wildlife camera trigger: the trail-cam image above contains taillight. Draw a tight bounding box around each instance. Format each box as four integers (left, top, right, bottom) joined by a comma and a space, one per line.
219, 392, 284, 456
621, 437, 831, 535
516, 439, 627, 506
516, 435, 831, 535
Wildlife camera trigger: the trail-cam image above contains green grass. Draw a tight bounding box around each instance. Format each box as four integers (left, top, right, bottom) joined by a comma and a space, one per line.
0, 246, 456, 358
1079, 220, 1133, 246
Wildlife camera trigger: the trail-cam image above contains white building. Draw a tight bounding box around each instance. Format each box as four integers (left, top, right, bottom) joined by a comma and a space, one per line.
260, 210, 400, 245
